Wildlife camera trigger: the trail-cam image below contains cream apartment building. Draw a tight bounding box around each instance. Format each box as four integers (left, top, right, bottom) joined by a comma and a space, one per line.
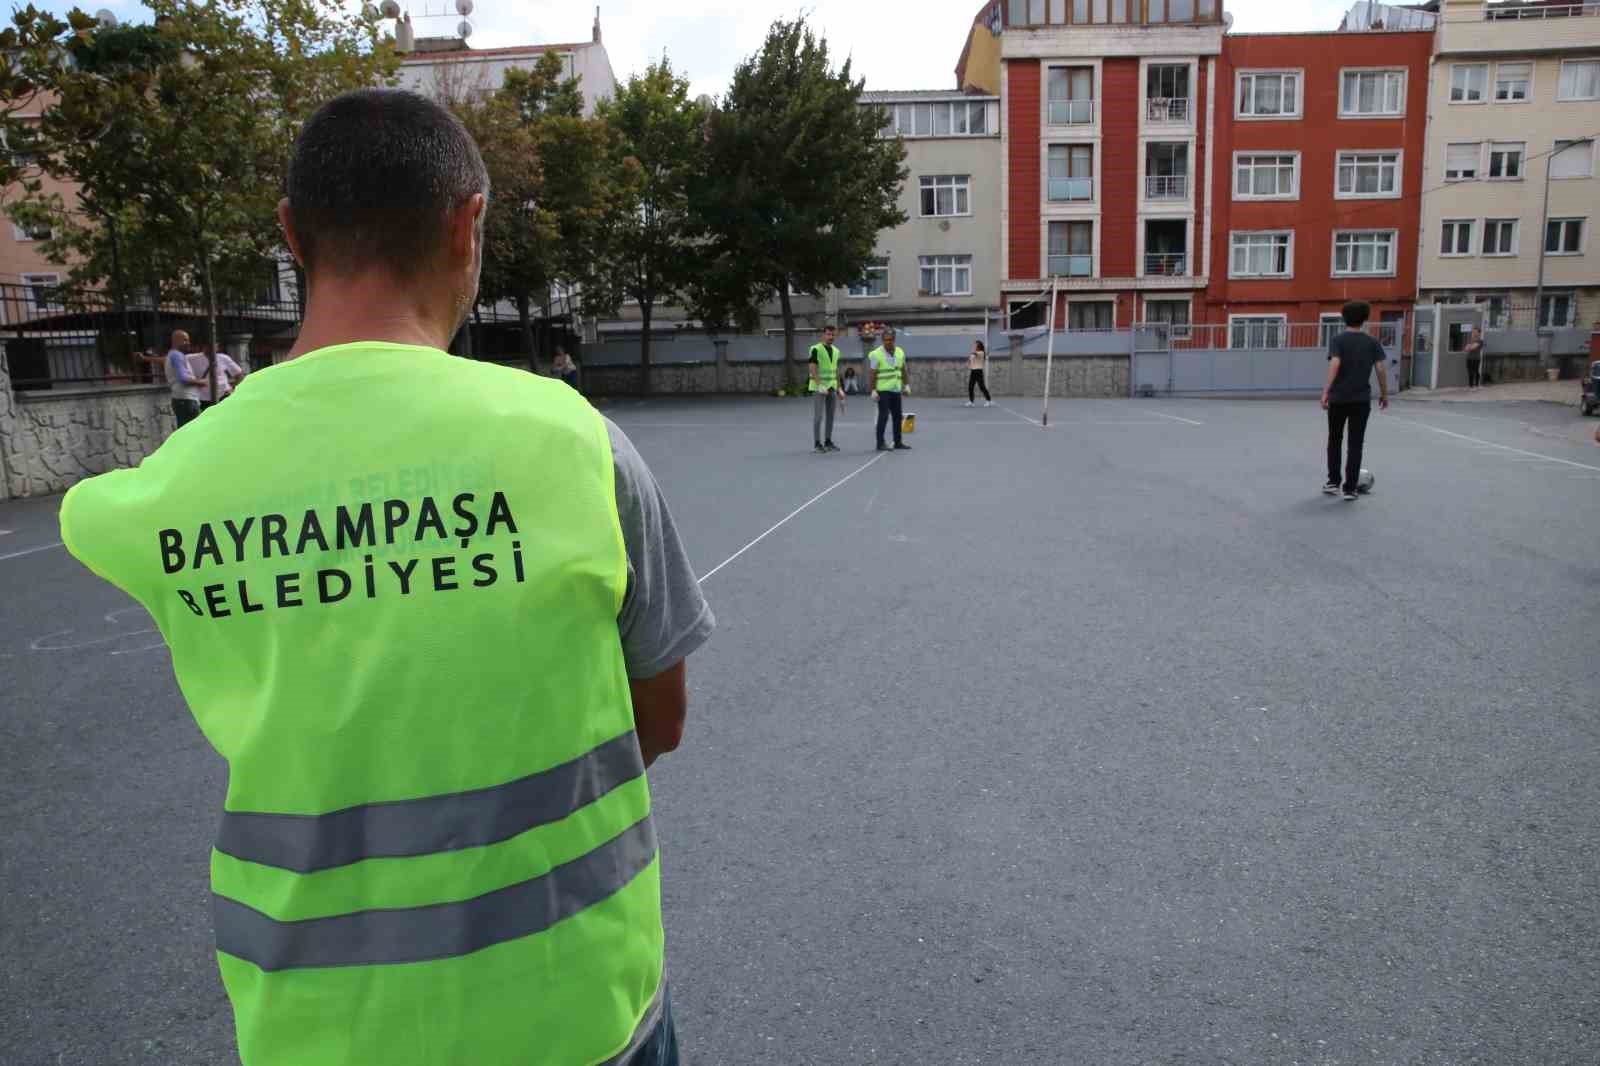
1418, 0, 1600, 351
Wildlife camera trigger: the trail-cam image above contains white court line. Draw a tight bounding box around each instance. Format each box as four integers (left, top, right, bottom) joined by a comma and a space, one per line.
0, 528, 13, 537
0, 540, 63, 563
995, 404, 1042, 427
698, 453, 887, 584
1390, 416, 1600, 473
1142, 409, 1205, 426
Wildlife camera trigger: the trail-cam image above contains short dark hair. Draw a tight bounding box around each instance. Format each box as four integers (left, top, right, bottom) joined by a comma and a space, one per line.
287, 89, 489, 280
1341, 300, 1372, 328
974, 340, 986, 353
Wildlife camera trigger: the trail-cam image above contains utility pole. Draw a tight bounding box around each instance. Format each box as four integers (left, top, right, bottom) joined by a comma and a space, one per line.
1532, 137, 1593, 368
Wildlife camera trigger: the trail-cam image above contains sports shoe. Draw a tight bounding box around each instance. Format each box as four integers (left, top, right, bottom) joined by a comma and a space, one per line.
1342, 489, 1358, 502
984, 400, 994, 407
1323, 481, 1340, 496
893, 442, 912, 451
815, 443, 827, 454
876, 442, 888, 452
824, 441, 839, 452
964, 400, 974, 407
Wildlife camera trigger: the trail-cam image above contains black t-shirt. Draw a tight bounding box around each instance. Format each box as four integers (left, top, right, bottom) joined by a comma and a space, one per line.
1327, 330, 1385, 405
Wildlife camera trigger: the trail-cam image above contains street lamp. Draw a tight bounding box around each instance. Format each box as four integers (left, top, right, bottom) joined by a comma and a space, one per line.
1532, 136, 1594, 360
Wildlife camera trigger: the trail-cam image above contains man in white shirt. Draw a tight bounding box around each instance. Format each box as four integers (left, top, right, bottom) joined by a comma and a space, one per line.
190, 344, 245, 409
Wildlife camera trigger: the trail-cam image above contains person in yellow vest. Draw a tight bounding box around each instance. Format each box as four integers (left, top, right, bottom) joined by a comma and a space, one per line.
868, 327, 911, 452
808, 324, 845, 453
57, 89, 713, 1066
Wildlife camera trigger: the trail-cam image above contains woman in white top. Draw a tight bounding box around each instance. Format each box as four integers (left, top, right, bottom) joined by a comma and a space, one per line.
966, 340, 992, 407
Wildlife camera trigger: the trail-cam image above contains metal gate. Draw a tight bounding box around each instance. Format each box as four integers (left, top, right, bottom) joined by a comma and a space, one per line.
1132, 322, 1401, 395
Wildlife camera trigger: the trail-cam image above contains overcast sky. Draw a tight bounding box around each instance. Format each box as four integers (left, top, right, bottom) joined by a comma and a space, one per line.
66, 0, 1353, 99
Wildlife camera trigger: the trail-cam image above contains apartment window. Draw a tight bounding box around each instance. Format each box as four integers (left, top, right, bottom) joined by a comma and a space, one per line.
1539, 293, 1575, 329
1148, 0, 1212, 22
1147, 63, 1191, 122
1230, 315, 1286, 349
1482, 219, 1518, 256
1340, 70, 1405, 116
1487, 142, 1523, 180
11, 220, 51, 242
1047, 144, 1094, 202
1229, 231, 1292, 277
1477, 294, 1509, 328
1237, 71, 1300, 118
1494, 63, 1531, 102
1450, 64, 1487, 103
1545, 218, 1584, 255
1145, 143, 1189, 199
1335, 151, 1400, 198
22, 271, 62, 313
1144, 299, 1190, 336
1551, 140, 1595, 180
848, 257, 890, 298
1048, 66, 1094, 126
1068, 301, 1114, 330
1234, 153, 1297, 199
1557, 60, 1600, 102
920, 175, 971, 217
1440, 219, 1474, 257
890, 100, 989, 138
1333, 230, 1398, 276
1048, 220, 1093, 277
919, 254, 972, 296
1444, 143, 1480, 181
1319, 313, 1346, 350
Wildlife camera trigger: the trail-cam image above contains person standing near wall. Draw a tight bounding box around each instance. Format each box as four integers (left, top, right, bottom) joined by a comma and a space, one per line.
552, 346, 579, 391
164, 330, 205, 428
1322, 301, 1389, 502
966, 340, 992, 407
192, 343, 245, 410
868, 327, 910, 452
808, 325, 844, 453
1464, 326, 1484, 390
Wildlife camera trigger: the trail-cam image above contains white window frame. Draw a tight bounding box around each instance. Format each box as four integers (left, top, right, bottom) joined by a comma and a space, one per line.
1440, 219, 1476, 258
1235, 69, 1303, 120
1046, 64, 1097, 127
1450, 63, 1488, 104
1556, 59, 1600, 102
1228, 314, 1288, 350
847, 256, 891, 299
1142, 297, 1192, 338
1334, 150, 1402, 200
1475, 292, 1510, 329
1481, 218, 1519, 257
1486, 142, 1525, 182
1544, 217, 1586, 257
1444, 142, 1481, 182
11, 221, 50, 242
1046, 219, 1095, 278
919, 175, 972, 219
918, 254, 973, 296
1339, 68, 1406, 118
1046, 142, 1096, 203
21, 271, 62, 313
1493, 62, 1532, 103
1539, 292, 1576, 329
1232, 151, 1300, 201
1332, 229, 1399, 278
888, 100, 992, 138
1228, 230, 1294, 279
1551, 139, 1596, 181
1066, 298, 1116, 332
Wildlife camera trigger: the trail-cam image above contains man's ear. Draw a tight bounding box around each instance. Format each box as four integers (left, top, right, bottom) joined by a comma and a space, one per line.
278, 199, 307, 268
450, 193, 488, 262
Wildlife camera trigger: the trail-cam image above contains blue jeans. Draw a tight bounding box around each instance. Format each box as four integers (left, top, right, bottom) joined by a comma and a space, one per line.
627, 989, 679, 1066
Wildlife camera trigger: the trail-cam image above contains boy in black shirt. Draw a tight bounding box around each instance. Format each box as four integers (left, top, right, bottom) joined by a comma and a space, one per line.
1321, 300, 1390, 501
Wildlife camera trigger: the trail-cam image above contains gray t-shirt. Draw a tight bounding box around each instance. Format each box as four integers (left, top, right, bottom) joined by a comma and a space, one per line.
606, 419, 715, 679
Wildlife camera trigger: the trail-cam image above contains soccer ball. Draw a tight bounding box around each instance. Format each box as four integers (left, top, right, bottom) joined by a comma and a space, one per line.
1357, 469, 1375, 494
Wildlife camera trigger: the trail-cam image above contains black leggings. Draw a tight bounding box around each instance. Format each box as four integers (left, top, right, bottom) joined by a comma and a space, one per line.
876, 390, 904, 446
1327, 402, 1372, 491
968, 369, 991, 403
1467, 360, 1481, 388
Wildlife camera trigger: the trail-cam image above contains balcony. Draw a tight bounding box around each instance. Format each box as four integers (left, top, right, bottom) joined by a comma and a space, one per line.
1146, 97, 1191, 123
1047, 177, 1094, 202
1484, 3, 1600, 19
1048, 99, 1095, 125
1145, 174, 1188, 199
1144, 253, 1188, 276
1048, 254, 1093, 277
1441, 0, 1600, 53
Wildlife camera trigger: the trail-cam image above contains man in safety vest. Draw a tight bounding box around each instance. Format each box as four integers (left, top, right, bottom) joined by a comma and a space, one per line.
808, 324, 845, 453
868, 327, 911, 452
57, 89, 713, 1066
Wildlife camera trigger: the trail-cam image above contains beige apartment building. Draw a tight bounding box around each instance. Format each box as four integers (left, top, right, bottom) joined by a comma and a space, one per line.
1418, 0, 1600, 350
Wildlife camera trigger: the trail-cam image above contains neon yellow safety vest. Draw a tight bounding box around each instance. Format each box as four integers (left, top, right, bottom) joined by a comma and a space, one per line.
870, 346, 905, 392
808, 343, 840, 393
59, 342, 663, 1066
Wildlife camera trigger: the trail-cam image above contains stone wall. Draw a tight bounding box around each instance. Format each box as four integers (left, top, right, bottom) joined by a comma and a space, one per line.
0, 349, 174, 499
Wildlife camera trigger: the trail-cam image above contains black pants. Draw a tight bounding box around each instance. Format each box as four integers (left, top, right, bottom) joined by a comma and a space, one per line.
1327, 402, 1372, 491
876, 390, 903, 446
1467, 359, 1481, 388
968, 369, 991, 403
171, 398, 201, 428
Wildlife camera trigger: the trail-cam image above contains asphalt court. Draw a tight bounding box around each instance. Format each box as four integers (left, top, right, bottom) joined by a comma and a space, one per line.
3, 394, 1598, 1065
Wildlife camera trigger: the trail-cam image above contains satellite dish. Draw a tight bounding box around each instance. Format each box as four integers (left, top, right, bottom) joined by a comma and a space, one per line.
457, 19, 473, 38
455, 0, 474, 15
1222, 11, 1234, 30
362, 2, 380, 20
380, 0, 401, 18
95, 8, 117, 27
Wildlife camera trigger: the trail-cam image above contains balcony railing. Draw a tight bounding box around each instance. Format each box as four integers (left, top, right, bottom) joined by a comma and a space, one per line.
1047, 177, 1094, 202
1146, 97, 1191, 122
1144, 253, 1187, 276
1483, 2, 1599, 19
1145, 174, 1188, 199
1048, 254, 1093, 278
1047, 99, 1095, 126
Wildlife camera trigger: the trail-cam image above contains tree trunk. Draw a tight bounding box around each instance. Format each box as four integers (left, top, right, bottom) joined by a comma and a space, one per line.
516, 292, 535, 370
778, 281, 796, 391
200, 252, 220, 402
639, 299, 654, 396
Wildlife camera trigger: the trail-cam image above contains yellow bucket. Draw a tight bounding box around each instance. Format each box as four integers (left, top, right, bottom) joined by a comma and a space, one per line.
901, 413, 916, 434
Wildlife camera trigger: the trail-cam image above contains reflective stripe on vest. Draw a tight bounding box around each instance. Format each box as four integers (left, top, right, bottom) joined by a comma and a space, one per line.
872, 347, 905, 392
809, 343, 840, 392
59, 342, 661, 1066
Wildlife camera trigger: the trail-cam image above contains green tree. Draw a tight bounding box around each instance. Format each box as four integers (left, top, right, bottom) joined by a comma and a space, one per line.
694, 18, 906, 388
590, 60, 708, 394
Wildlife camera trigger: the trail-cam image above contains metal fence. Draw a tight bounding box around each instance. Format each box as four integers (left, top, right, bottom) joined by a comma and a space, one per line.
1133, 320, 1405, 395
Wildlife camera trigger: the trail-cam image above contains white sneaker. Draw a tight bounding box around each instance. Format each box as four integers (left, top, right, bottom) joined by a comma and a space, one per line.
984, 400, 994, 407
964, 401, 974, 407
